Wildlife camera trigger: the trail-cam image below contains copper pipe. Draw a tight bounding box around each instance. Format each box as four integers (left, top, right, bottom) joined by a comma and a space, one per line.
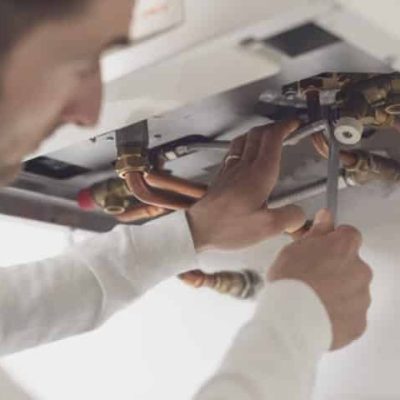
116, 204, 169, 223
340, 152, 358, 167
144, 172, 207, 200
125, 172, 195, 210
311, 132, 358, 167
312, 132, 330, 159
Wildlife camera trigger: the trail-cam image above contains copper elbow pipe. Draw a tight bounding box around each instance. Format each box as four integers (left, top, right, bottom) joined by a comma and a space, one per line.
340, 152, 358, 167
312, 133, 330, 159
144, 172, 207, 200
125, 172, 195, 210
311, 132, 358, 167
116, 204, 168, 223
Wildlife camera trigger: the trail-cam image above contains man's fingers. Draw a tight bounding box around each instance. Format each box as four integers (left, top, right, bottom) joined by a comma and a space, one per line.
218, 134, 246, 176
255, 120, 300, 195
306, 209, 334, 238
263, 205, 306, 236
259, 120, 301, 157
258, 121, 296, 159
229, 134, 246, 159
271, 119, 301, 141
331, 225, 363, 252
242, 129, 264, 161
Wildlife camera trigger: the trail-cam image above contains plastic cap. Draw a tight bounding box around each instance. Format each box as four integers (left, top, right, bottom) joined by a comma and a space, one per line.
334, 117, 364, 145
77, 189, 96, 210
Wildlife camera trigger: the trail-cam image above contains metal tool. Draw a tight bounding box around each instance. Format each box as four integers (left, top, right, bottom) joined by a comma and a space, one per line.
166, 118, 342, 224
326, 121, 341, 225
172, 120, 331, 155
288, 118, 341, 224
283, 120, 330, 147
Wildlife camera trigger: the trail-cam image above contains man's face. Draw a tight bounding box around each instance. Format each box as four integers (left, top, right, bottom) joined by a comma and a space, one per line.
0, 0, 133, 185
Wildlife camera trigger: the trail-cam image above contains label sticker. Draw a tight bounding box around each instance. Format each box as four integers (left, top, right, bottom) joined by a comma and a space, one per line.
131, 0, 185, 41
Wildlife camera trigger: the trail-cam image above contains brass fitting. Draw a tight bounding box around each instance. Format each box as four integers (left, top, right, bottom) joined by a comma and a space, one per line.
345, 151, 400, 185
115, 147, 149, 178
282, 73, 400, 127
385, 95, 400, 115
103, 195, 127, 215
338, 74, 400, 127
373, 108, 396, 127
79, 178, 137, 215
179, 270, 263, 299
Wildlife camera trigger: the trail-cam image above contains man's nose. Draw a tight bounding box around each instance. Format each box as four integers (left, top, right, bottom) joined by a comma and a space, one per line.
61, 68, 103, 127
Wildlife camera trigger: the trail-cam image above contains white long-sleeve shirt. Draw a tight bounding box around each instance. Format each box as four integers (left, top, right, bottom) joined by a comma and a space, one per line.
0, 211, 332, 399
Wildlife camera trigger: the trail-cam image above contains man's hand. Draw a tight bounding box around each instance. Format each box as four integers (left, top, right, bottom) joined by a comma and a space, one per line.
268, 209, 373, 350
187, 120, 306, 251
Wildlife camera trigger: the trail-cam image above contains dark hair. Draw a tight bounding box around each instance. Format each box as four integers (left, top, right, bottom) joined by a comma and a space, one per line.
0, 1, 86, 60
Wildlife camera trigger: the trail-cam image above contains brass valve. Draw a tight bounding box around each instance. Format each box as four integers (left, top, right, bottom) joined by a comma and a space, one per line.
78, 178, 138, 215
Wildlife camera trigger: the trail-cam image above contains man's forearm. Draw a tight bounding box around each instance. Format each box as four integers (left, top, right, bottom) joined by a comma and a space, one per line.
0, 211, 198, 356
195, 280, 332, 400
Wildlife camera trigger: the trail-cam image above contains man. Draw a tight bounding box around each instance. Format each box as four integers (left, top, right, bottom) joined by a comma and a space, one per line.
0, 0, 372, 399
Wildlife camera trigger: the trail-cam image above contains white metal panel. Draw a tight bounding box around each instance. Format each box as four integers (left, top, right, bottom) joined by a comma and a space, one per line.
336, 0, 400, 39
317, 0, 400, 69
102, 0, 331, 82
32, 0, 333, 159
29, 39, 280, 159
131, 0, 185, 41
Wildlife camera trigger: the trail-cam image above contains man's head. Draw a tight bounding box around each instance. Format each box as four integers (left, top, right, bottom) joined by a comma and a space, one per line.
0, 0, 134, 185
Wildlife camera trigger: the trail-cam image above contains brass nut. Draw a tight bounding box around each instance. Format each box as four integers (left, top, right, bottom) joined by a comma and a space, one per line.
374, 109, 395, 126
90, 178, 131, 208
115, 154, 148, 178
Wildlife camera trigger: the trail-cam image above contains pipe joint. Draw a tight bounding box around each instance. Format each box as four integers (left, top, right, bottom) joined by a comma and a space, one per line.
115, 152, 149, 178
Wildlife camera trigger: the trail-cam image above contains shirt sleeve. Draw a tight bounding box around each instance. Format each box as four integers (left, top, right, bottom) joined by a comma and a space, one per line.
194, 280, 332, 400
0, 211, 198, 356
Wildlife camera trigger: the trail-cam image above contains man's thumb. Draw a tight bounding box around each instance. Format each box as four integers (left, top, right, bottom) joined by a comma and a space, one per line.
306, 209, 334, 237
266, 204, 306, 235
